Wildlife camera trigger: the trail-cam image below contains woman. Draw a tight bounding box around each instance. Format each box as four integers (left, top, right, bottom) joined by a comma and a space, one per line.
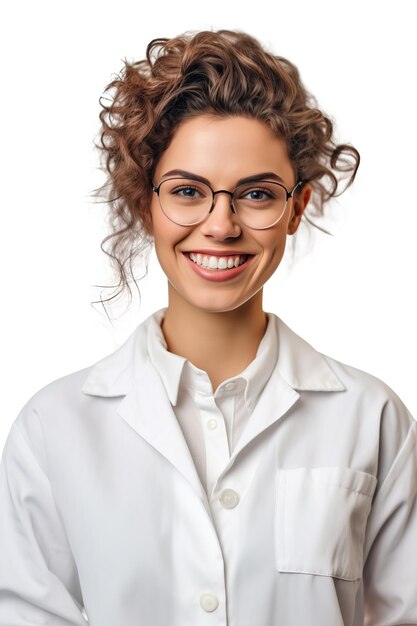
0, 30, 416, 626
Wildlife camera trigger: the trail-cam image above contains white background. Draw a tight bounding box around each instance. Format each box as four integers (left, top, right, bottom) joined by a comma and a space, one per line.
1, 0, 416, 451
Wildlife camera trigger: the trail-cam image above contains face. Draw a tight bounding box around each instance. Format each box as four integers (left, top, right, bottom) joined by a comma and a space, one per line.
150, 114, 311, 314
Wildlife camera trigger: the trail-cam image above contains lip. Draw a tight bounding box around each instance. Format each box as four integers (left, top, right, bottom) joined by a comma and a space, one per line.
182, 252, 254, 282
183, 249, 254, 256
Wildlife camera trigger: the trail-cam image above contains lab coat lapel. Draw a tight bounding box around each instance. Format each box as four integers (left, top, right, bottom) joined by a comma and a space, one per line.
81, 317, 208, 508
116, 358, 208, 507
232, 367, 300, 459
229, 314, 346, 460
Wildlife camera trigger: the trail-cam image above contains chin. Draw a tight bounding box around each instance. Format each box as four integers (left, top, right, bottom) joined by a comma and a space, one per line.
181, 289, 258, 314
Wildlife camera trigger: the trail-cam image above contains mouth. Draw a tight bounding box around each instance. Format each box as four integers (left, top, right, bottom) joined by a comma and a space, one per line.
185, 252, 251, 271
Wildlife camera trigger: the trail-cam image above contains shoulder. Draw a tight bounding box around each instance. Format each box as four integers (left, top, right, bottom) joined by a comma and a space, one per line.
9, 313, 156, 447
303, 336, 416, 485
324, 352, 412, 414
325, 354, 415, 463
273, 312, 413, 418
272, 313, 415, 448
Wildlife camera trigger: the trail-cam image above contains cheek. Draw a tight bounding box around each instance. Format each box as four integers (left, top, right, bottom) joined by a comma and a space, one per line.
252, 228, 288, 282
150, 202, 170, 249
150, 206, 191, 261
259, 228, 287, 260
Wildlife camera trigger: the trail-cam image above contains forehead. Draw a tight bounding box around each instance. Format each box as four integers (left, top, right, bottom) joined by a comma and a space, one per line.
154, 115, 295, 185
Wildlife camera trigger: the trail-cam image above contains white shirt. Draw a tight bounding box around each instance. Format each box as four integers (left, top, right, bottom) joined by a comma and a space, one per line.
147, 309, 278, 494
0, 309, 416, 626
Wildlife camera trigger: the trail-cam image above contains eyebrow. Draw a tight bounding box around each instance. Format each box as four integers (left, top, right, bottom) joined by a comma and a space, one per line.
160, 169, 285, 186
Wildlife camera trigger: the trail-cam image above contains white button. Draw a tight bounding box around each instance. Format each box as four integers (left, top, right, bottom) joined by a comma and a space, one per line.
219, 488, 239, 509
207, 419, 218, 430
200, 592, 219, 612
224, 382, 235, 391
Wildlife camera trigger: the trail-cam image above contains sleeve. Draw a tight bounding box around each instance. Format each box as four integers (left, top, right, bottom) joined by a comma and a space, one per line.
363, 418, 417, 626
0, 417, 88, 625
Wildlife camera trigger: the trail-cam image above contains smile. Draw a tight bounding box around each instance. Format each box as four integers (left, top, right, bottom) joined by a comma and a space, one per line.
188, 252, 248, 271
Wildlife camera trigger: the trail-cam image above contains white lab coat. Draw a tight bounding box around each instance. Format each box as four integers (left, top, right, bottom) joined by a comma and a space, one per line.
0, 310, 416, 626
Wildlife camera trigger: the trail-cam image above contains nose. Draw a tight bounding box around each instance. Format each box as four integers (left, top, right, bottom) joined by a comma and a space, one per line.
199, 190, 242, 240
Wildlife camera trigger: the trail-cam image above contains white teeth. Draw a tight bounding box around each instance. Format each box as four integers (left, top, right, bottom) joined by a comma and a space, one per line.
188, 253, 248, 270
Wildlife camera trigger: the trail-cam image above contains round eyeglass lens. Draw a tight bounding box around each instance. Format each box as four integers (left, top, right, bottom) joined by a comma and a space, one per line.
158, 178, 212, 226
233, 182, 287, 229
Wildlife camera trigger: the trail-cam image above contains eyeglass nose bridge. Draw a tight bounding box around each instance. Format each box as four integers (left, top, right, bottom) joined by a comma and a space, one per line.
209, 188, 238, 216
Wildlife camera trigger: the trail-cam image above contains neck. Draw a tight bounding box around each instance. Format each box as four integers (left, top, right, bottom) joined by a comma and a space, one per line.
161, 286, 268, 391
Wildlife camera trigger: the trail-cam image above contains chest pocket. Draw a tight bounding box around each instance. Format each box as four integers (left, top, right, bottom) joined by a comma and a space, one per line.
275, 466, 377, 581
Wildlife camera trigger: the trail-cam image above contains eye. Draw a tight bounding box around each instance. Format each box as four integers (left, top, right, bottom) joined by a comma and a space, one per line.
240, 187, 275, 201
173, 185, 199, 197
169, 184, 208, 199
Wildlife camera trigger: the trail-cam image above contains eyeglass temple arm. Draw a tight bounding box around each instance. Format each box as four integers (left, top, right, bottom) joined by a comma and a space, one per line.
288, 180, 303, 198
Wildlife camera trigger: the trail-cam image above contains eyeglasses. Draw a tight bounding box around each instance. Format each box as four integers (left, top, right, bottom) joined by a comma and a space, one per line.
152, 177, 303, 230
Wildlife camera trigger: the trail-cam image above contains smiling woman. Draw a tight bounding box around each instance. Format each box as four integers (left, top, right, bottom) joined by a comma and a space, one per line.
0, 29, 416, 626
92, 31, 359, 312
148, 114, 312, 386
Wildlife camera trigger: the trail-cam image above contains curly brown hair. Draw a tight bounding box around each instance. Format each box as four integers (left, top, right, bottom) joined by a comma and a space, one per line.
91, 28, 360, 315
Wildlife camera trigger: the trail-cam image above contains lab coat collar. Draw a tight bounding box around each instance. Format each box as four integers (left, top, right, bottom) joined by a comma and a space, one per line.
274, 316, 346, 392
146, 309, 280, 408
81, 309, 345, 397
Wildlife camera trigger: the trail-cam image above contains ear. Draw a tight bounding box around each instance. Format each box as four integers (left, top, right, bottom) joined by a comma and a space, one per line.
287, 183, 313, 235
